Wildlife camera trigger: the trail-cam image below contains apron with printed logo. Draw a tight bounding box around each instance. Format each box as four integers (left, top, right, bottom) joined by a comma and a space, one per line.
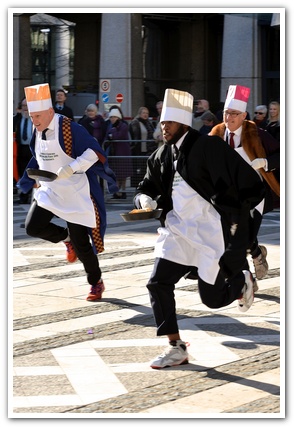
34, 117, 96, 227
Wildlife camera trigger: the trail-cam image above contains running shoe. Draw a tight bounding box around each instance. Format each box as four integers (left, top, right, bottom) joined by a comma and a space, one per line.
86, 279, 105, 301
238, 270, 255, 312
150, 340, 189, 369
253, 245, 268, 280
64, 241, 78, 263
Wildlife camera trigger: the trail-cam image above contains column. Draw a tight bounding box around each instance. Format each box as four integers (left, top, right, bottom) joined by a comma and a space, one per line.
220, 14, 259, 115
55, 25, 71, 90
99, 13, 144, 118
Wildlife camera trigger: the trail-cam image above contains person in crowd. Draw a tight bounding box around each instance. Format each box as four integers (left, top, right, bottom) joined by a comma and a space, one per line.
13, 97, 34, 203
191, 99, 210, 130
153, 101, 164, 147
17, 83, 118, 301
104, 105, 130, 136
133, 88, 265, 369
253, 105, 268, 129
13, 130, 19, 194
104, 108, 132, 199
54, 89, 74, 119
78, 103, 107, 146
209, 85, 280, 279
199, 110, 220, 135
265, 100, 280, 208
266, 101, 280, 142
155, 100, 163, 118
129, 106, 157, 155
129, 106, 157, 187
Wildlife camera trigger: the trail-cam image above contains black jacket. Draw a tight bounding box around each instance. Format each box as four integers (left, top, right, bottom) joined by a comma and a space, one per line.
54, 104, 74, 120
134, 129, 265, 279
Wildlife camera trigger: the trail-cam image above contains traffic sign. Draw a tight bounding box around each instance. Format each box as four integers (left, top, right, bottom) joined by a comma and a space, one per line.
116, 93, 124, 103
100, 79, 110, 92
102, 93, 109, 103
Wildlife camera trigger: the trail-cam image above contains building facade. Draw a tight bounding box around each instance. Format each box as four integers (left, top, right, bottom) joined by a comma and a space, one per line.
12, 11, 282, 118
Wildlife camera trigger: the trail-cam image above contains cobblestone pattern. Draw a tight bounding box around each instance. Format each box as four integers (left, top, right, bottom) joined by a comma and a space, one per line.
62, 349, 280, 414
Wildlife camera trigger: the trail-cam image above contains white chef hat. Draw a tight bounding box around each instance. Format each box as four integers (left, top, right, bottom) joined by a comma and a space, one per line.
160, 88, 193, 127
24, 83, 53, 113
224, 85, 251, 112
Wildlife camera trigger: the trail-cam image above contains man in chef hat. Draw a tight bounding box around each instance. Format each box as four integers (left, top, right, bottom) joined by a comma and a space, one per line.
209, 85, 280, 281
25, 83, 53, 113
18, 83, 118, 301
133, 88, 265, 369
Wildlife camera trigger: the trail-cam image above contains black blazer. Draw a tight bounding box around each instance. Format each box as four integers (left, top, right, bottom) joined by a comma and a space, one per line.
134, 129, 266, 279
54, 104, 74, 120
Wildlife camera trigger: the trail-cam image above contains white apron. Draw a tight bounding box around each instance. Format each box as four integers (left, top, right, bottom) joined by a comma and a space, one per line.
34, 117, 96, 227
154, 168, 225, 284
235, 147, 265, 215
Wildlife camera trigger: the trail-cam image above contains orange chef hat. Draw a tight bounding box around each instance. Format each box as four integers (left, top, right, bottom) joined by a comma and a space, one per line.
24, 83, 53, 113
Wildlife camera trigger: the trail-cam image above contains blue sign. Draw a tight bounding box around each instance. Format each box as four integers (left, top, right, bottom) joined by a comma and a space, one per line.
102, 93, 109, 103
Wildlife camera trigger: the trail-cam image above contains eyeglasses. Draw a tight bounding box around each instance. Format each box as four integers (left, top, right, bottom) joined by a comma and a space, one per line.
223, 111, 242, 118
254, 112, 265, 115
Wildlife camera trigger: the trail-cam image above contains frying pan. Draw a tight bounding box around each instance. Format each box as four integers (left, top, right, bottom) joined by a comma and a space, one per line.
120, 209, 163, 222
26, 168, 58, 182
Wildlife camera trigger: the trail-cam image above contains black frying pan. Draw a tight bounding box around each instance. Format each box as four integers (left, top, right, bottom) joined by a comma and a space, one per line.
120, 209, 163, 222
26, 168, 58, 182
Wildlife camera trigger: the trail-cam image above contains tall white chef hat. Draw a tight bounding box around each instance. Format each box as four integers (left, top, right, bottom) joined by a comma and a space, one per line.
24, 83, 53, 113
224, 85, 251, 113
160, 88, 193, 127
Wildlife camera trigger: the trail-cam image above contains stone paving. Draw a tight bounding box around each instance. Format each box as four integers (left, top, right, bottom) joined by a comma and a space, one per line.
10, 194, 284, 418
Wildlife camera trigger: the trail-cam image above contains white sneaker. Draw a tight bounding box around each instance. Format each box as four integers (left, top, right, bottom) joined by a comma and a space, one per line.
150, 340, 189, 369
238, 270, 255, 312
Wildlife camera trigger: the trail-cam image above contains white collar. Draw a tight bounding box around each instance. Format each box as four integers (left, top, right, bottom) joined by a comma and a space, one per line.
175, 131, 188, 150
226, 125, 242, 138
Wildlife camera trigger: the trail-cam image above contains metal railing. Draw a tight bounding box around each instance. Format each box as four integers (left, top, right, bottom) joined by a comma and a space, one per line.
104, 139, 160, 191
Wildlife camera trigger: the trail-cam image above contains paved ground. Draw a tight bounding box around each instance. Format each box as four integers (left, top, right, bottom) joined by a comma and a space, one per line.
10, 192, 284, 418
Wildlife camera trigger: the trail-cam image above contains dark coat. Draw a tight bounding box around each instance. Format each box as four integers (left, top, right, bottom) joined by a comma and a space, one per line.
13, 113, 33, 177
134, 129, 265, 279
129, 117, 157, 155
54, 104, 74, 120
210, 121, 280, 211
78, 114, 107, 145
265, 121, 280, 142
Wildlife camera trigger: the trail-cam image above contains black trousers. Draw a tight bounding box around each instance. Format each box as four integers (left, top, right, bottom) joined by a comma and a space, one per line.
25, 201, 101, 285
249, 210, 263, 257
147, 257, 247, 336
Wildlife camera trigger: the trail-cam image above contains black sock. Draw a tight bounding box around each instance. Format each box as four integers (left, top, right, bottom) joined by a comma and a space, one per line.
169, 340, 186, 351
252, 246, 261, 259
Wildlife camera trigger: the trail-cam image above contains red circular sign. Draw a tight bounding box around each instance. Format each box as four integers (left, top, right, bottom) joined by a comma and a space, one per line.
116, 93, 124, 103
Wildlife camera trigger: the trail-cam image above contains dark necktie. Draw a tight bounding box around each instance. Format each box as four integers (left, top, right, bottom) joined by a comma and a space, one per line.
42, 128, 48, 140
229, 132, 235, 149
173, 145, 179, 160
22, 118, 28, 141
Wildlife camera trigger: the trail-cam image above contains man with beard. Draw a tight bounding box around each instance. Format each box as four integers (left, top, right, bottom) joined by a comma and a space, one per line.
133, 88, 265, 369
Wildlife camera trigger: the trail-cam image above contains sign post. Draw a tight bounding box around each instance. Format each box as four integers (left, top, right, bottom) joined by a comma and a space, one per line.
102, 93, 109, 103
116, 93, 124, 103
100, 79, 111, 93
